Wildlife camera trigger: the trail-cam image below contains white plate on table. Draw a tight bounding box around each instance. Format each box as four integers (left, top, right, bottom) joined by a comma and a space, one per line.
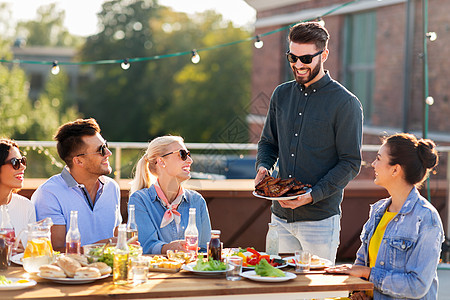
11, 253, 24, 265
0, 278, 37, 290
283, 256, 332, 269
241, 270, 296, 282
38, 273, 109, 284
182, 262, 231, 275
252, 188, 312, 201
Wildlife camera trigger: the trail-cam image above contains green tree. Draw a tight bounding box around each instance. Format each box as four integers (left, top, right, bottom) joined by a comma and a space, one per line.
153, 17, 252, 143
16, 3, 83, 47
79, 1, 251, 143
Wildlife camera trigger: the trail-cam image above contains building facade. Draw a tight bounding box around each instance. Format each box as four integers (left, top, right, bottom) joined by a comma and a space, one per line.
245, 0, 450, 148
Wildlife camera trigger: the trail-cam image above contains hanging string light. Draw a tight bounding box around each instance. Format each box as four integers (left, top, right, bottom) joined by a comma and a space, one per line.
425, 32, 437, 41
51, 61, 60, 75
254, 35, 263, 49
0, 0, 358, 69
121, 58, 130, 70
191, 49, 200, 64
317, 17, 325, 27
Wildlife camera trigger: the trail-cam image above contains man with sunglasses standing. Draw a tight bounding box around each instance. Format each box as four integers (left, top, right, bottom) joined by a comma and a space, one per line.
255, 22, 363, 263
32, 118, 122, 252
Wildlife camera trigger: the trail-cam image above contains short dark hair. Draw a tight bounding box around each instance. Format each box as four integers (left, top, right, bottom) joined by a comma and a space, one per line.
0, 138, 19, 167
289, 22, 330, 50
384, 133, 439, 187
54, 118, 101, 167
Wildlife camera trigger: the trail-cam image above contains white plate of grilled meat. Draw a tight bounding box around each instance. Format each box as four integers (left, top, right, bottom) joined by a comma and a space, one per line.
254, 176, 312, 200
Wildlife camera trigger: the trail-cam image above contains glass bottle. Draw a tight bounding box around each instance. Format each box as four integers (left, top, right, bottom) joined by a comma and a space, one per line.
0, 230, 8, 270
184, 208, 199, 258
265, 223, 279, 256
0, 205, 15, 245
208, 230, 222, 261
126, 204, 138, 240
65, 210, 81, 254
113, 224, 129, 285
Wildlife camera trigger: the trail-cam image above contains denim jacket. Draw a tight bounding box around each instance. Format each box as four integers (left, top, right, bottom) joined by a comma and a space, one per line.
355, 187, 444, 299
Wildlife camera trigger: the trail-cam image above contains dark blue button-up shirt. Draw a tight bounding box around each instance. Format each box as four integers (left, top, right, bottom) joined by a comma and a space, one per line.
256, 72, 363, 222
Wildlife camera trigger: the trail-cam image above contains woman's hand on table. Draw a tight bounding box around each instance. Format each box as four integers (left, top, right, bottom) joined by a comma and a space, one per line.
161, 240, 186, 254
325, 264, 371, 280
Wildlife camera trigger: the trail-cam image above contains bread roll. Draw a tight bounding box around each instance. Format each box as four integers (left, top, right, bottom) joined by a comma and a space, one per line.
39, 264, 67, 278
56, 256, 82, 277
74, 267, 101, 279
66, 254, 88, 266
88, 262, 112, 275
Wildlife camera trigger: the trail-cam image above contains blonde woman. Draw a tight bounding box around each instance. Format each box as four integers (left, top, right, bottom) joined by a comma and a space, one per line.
129, 136, 211, 254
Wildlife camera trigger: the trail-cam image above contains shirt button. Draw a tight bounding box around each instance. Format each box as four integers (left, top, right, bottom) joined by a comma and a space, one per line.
288, 175, 292, 178
401, 244, 406, 249
380, 261, 384, 266
313, 89, 316, 92
304, 93, 308, 96
291, 153, 294, 157
298, 112, 302, 116
394, 218, 398, 222
295, 133, 298, 137
383, 240, 387, 244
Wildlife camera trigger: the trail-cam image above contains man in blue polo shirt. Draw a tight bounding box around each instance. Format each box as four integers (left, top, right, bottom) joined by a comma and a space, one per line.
32, 118, 122, 252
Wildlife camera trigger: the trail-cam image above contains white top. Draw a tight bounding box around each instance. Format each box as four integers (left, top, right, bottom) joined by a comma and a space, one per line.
3, 193, 36, 246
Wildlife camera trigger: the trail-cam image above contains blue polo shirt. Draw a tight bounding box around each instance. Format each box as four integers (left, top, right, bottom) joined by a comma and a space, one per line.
32, 167, 122, 246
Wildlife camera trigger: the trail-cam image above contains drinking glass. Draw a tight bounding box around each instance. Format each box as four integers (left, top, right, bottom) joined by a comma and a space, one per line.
130, 256, 149, 284
226, 256, 243, 281
294, 250, 311, 273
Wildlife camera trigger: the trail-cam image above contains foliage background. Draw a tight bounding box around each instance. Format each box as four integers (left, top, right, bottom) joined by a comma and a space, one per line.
0, 0, 252, 178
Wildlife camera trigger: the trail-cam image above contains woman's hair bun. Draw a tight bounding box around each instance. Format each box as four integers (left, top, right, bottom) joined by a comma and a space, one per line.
417, 139, 438, 169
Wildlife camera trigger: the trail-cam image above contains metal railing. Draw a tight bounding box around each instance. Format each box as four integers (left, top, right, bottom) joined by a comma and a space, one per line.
16, 141, 450, 234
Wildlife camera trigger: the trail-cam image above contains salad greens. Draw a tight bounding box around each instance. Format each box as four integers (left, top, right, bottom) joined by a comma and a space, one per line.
87, 244, 141, 268
255, 259, 285, 277
192, 255, 226, 271
0, 275, 12, 285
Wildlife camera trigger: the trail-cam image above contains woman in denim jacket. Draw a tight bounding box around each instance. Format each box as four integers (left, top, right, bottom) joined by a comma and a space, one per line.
327, 133, 444, 299
129, 136, 211, 255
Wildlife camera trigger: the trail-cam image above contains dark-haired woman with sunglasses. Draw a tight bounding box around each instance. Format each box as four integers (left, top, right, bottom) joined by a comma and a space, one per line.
129, 136, 211, 254
0, 138, 36, 252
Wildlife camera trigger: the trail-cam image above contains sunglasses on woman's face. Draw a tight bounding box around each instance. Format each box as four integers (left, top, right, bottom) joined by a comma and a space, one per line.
76, 142, 109, 157
161, 149, 191, 161
286, 50, 324, 64
4, 157, 27, 170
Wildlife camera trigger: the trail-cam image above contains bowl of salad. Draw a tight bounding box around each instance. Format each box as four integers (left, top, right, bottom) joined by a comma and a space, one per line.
83, 243, 142, 268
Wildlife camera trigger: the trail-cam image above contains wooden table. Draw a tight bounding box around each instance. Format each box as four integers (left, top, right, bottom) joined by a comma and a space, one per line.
1, 265, 373, 300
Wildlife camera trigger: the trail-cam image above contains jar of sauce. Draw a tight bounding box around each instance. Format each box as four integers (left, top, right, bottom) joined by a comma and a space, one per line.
208, 230, 222, 261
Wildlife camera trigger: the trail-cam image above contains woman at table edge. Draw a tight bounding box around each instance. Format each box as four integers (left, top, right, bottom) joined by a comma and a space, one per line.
0, 138, 36, 250
128, 135, 211, 255
327, 133, 444, 299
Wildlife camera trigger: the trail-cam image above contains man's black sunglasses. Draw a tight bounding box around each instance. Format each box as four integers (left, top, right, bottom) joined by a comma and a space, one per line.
4, 157, 27, 170
161, 149, 191, 161
76, 142, 109, 157
286, 50, 324, 64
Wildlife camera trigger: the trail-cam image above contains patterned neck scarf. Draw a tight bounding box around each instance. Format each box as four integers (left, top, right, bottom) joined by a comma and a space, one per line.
154, 181, 184, 228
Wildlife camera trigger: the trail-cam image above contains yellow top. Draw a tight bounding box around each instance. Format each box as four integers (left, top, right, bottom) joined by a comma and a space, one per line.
368, 210, 397, 268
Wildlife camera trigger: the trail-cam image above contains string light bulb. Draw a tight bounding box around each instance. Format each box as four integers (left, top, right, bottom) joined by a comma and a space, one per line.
51, 61, 60, 75
254, 35, 264, 49
317, 17, 325, 27
426, 32, 437, 41
191, 50, 200, 64
426, 96, 434, 106
121, 58, 130, 70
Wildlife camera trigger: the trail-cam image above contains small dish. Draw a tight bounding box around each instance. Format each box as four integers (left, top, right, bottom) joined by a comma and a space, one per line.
240, 270, 296, 282
0, 278, 37, 290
